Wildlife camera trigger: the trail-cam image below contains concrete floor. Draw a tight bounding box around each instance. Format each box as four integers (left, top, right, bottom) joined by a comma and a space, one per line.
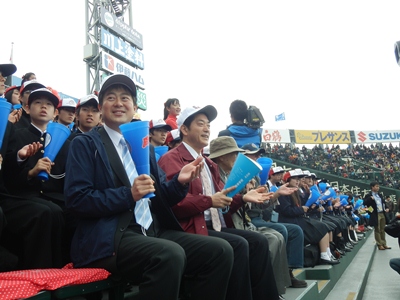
363, 234, 399, 300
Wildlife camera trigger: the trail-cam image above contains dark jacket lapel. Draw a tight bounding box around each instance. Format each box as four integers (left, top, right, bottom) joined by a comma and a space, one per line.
98, 127, 131, 188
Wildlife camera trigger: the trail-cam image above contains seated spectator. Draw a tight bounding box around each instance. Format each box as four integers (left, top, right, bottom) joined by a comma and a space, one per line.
3, 88, 71, 265
1, 121, 65, 269
64, 75, 234, 299
165, 128, 181, 150
276, 170, 340, 265
149, 119, 171, 147
1, 67, 22, 124
4, 85, 21, 106
159, 105, 281, 300
209, 136, 307, 294
0, 64, 17, 98
72, 94, 101, 136
55, 98, 76, 129
15, 80, 45, 129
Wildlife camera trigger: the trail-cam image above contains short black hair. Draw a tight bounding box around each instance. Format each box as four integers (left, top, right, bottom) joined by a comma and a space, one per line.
229, 100, 248, 122
370, 181, 379, 188
98, 84, 137, 106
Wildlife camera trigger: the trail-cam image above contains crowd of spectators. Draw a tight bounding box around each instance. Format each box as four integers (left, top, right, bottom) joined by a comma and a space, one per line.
267, 143, 400, 189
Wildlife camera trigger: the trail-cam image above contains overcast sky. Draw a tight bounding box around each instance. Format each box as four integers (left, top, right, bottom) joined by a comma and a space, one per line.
1, 0, 400, 143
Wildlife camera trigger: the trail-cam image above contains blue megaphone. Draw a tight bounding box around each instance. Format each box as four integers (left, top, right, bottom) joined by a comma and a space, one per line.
354, 199, 364, 210
318, 182, 327, 193
305, 189, 321, 207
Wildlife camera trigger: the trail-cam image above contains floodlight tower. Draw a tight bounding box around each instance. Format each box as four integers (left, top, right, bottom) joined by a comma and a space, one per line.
83, 0, 132, 94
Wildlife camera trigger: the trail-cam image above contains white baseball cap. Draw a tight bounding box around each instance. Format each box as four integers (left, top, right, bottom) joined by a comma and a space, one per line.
177, 105, 218, 129
76, 94, 99, 109
58, 98, 76, 109
149, 119, 172, 131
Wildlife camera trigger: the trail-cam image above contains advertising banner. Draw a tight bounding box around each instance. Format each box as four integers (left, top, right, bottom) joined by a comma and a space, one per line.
262, 128, 291, 143
101, 52, 145, 89
136, 89, 147, 111
100, 7, 143, 50
101, 27, 144, 70
294, 130, 351, 144
355, 130, 400, 143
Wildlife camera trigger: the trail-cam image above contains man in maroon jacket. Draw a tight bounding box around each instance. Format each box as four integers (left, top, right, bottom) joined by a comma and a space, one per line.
159, 105, 280, 300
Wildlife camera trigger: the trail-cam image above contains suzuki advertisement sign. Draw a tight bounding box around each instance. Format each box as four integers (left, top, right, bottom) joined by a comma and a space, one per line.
100, 7, 143, 50
101, 52, 145, 89
355, 130, 400, 143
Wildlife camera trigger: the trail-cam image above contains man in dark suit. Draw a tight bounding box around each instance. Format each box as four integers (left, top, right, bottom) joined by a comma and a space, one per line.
64, 74, 234, 299
364, 181, 391, 250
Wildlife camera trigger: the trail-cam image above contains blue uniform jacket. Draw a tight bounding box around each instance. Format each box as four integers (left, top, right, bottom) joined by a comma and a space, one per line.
64, 127, 186, 269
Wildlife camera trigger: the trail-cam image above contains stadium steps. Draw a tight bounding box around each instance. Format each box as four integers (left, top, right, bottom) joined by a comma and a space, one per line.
284, 230, 372, 300
325, 232, 376, 300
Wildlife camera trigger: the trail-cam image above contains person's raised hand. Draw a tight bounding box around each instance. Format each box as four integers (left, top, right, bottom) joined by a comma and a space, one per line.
243, 186, 275, 203
275, 183, 298, 196
178, 156, 204, 185
18, 142, 43, 160
8, 108, 22, 124
131, 174, 155, 201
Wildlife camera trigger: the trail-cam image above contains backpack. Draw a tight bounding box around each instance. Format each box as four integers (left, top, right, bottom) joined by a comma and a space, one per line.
303, 244, 319, 268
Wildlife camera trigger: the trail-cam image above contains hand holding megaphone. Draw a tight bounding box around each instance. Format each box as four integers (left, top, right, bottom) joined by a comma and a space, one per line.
29, 157, 54, 179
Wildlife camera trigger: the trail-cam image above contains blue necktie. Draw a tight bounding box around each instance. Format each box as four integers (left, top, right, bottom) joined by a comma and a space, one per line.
120, 138, 153, 230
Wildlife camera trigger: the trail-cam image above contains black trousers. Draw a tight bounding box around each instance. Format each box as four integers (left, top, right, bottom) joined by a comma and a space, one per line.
209, 227, 279, 300
94, 228, 234, 300
0, 196, 65, 269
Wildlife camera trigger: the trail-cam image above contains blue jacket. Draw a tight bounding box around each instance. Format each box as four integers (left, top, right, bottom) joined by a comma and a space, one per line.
218, 124, 262, 148
64, 127, 186, 269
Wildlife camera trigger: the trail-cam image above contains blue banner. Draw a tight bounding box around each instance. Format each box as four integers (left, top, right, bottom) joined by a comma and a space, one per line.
275, 112, 285, 122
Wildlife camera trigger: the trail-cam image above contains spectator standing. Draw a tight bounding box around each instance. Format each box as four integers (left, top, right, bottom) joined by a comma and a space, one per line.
218, 100, 262, 148
364, 182, 391, 250
385, 196, 395, 222
20, 72, 36, 85
163, 98, 180, 129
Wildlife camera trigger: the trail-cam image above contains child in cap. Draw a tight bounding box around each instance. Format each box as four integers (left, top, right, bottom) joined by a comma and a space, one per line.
15, 80, 46, 129
3, 87, 71, 266
165, 129, 182, 150
73, 94, 101, 135
56, 98, 76, 128
149, 119, 172, 146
